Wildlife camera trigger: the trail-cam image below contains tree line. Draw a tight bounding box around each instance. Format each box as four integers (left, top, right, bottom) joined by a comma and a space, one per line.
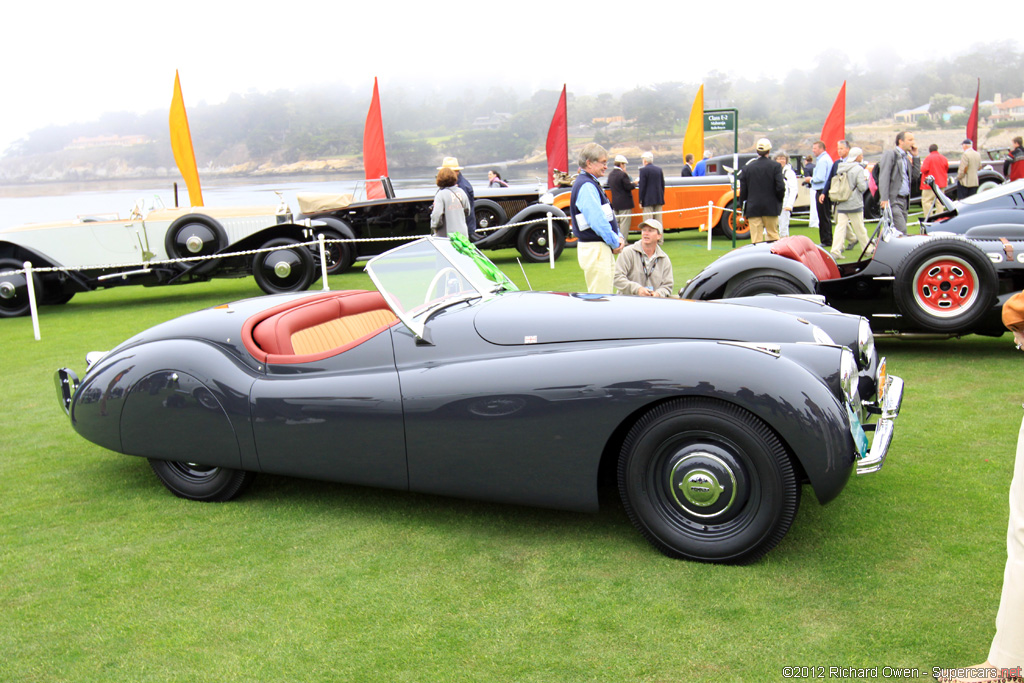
4, 43, 1023, 175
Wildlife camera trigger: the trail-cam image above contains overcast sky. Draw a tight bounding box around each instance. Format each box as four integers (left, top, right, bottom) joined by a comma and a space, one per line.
3, 1, 1021, 155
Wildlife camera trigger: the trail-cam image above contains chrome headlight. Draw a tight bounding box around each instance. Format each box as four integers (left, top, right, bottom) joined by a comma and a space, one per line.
539, 192, 554, 205
840, 347, 858, 403
857, 317, 875, 367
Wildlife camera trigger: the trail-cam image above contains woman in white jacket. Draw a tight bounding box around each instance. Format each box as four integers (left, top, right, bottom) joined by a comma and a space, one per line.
430, 167, 470, 238
775, 153, 799, 238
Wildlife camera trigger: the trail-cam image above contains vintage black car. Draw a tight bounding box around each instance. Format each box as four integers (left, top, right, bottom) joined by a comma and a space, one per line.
298, 178, 567, 274
922, 178, 1024, 236
55, 235, 901, 564
681, 220, 1023, 336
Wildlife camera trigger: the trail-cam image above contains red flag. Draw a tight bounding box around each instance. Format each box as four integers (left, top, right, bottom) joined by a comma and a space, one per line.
363, 77, 389, 200
820, 81, 846, 162
545, 85, 568, 189
967, 79, 980, 150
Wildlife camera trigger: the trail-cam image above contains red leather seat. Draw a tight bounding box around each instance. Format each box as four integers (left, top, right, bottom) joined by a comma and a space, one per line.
243, 291, 397, 364
770, 235, 841, 281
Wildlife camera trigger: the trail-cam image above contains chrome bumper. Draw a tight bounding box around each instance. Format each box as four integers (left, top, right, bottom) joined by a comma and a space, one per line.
856, 375, 904, 475
54, 368, 79, 417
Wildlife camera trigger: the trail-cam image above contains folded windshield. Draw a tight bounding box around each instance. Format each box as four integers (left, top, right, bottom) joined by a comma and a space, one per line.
366, 235, 517, 339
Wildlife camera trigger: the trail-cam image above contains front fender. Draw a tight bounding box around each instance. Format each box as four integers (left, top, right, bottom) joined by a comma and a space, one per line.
69, 339, 260, 470
681, 247, 819, 299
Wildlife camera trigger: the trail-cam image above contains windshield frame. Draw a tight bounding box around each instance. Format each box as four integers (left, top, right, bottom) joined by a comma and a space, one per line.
365, 235, 516, 340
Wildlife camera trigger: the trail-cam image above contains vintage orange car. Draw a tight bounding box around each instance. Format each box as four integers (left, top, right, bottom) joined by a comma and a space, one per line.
549, 175, 747, 241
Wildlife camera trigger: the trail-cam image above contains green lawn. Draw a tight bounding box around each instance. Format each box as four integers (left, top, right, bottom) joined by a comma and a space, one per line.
1, 215, 1017, 682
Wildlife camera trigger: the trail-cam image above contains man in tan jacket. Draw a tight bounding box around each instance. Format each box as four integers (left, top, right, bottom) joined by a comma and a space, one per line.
613, 219, 674, 297
957, 138, 982, 199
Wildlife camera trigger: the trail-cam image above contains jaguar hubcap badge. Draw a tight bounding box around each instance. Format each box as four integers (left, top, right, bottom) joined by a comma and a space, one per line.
669, 452, 739, 519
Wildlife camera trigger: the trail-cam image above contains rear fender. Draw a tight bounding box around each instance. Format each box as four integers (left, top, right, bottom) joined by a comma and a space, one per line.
474, 204, 568, 250
681, 250, 818, 300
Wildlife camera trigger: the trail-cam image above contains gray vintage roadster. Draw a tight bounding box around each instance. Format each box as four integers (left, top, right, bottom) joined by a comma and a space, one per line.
55, 235, 902, 564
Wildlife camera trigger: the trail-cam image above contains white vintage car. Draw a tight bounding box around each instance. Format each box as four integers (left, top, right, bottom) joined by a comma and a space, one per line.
0, 197, 325, 317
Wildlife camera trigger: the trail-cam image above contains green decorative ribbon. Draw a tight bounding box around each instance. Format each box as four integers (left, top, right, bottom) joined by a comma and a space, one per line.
448, 233, 518, 290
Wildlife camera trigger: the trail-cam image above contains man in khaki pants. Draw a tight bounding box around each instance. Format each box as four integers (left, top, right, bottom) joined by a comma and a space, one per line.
957, 138, 982, 200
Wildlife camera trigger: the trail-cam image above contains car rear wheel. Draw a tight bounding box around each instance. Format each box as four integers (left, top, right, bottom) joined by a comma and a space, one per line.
618, 398, 800, 564
312, 227, 355, 275
716, 206, 748, 241
0, 258, 39, 318
726, 274, 806, 297
516, 220, 565, 262
148, 459, 254, 501
252, 238, 316, 295
893, 239, 997, 332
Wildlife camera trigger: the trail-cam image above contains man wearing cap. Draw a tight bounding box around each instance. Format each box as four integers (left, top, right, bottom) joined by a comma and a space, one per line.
570, 143, 625, 294
957, 138, 982, 200
607, 155, 636, 234
613, 219, 673, 297
739, 138, 785, 244
638, 152, 665, 224
439, 157, 475, 236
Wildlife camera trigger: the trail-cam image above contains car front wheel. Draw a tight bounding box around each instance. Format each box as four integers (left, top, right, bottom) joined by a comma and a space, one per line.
618, 398, 800, 564
148, 459, 254, 501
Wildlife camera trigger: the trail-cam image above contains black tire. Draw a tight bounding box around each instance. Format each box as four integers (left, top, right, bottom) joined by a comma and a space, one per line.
252, 238, 316, 295
716, 205, 749, 241
474, 200, 507, 237
618, 398, 800, 564
516, 219, 565, 262
727, 274, 806, 297
164, 215, 228, 263
148, 459, 254, 502
312, 227, 355, 275
0, 258, 40, 318
862, 190, 881, 220
893, 238, 997, 332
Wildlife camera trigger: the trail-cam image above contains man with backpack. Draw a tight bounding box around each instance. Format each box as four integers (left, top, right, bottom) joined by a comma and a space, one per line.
829, 147, 870, 261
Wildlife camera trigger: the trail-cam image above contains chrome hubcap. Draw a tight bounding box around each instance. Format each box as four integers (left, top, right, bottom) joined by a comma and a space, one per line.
669, 452, 739, 519
273, 260, 293, 278
0, 281, 15, 299
185, 235, 205, 253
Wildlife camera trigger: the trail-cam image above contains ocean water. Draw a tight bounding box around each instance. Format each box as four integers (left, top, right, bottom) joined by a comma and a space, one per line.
0, 169, 551, 232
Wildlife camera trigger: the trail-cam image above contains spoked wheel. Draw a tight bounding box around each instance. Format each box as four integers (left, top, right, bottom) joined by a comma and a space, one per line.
516, 220, 565, 262
252, 238, 316, 294
474, 202, 506, 241
618, 398, 800, 564
0, 258, 40, 318
893, 239, 996, 332
717, 207, 748, 241
148, 459, 254, 501
312, 228, 355, 275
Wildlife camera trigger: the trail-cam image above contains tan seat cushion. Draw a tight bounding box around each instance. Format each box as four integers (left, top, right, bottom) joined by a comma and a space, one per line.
290, 309, 398, 355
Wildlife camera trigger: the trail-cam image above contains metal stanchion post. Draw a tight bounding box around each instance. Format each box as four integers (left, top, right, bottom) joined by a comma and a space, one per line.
707, 202, 714, 250
547, 214, 555, 269
318, 233, 329, 291
24, 261, 40, 341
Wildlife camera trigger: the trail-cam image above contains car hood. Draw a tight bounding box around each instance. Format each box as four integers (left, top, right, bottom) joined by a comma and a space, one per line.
473, 291, 822, 345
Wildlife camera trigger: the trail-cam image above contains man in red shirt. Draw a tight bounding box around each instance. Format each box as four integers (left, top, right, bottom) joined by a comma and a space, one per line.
920, 144, 949, 218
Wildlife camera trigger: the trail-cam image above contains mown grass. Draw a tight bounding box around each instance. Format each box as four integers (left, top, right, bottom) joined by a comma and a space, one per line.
2, 214, 1018, 682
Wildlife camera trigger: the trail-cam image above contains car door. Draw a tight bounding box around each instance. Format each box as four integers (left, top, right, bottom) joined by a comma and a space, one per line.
248, 328, 408, 490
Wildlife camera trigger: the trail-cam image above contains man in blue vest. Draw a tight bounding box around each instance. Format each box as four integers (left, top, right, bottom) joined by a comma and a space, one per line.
570, 143, 624, 293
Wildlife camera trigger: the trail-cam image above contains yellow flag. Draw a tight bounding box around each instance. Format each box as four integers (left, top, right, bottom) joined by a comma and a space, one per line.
683, 84, 704, 164
169, 71, 204, 207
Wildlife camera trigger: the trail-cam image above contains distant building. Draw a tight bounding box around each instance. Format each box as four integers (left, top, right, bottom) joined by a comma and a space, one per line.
894, 104, 931, 124
471, 113, 512, 130
66, 135, 150, 150
991, 93, 1024, 122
